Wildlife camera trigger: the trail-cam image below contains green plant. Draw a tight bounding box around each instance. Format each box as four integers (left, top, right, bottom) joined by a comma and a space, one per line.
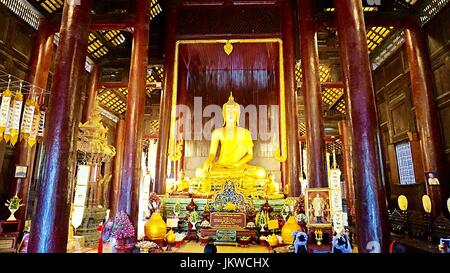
189, 210, 201, 223
173, 201, 182, 216
204, 201, 211, 212
256, 211, 269, 231
5, 195, 24, 210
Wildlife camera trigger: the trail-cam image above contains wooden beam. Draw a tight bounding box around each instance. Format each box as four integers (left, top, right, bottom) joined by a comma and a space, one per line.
298, 135, 340, 142
99, 82, 160, 89
48, 16, 135, 32
317, 12, 413, 28
298, 81, 344, 89
143, 134, 159, 139
99, 101, 123, 117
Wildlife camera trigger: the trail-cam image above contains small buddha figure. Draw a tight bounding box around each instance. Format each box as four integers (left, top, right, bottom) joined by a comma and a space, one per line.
262, 172, 285, 199
171, 169, 189, 193
195, 93, 268, 196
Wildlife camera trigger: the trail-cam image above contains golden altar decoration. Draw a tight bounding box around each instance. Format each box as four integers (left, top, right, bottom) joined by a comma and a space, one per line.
77, 102, 116, 164
209, 180, 255, 213
200, 180, 258, 241
165, 229, 176, 244
281, 216, 301, 244
169, 169, 190, 196
145, 212, 167, 240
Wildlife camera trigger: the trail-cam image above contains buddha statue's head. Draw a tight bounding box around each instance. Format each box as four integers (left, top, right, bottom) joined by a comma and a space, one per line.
179, 169, 185, 179
222, 92, 241, 127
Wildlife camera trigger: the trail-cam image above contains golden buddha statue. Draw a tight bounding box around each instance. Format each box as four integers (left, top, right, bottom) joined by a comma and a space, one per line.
194, 93, 268, 197
262, 172, 285, 199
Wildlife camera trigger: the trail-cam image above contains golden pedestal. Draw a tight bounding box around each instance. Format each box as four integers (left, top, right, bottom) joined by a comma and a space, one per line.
67, 236, 85, 252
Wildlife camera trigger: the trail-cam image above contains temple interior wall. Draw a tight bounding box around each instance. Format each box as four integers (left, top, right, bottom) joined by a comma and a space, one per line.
0, 4, 37, 219
373, 5, 450, 211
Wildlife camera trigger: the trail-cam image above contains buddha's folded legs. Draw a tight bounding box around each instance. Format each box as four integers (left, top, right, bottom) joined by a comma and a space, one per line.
196, 164, 267, 178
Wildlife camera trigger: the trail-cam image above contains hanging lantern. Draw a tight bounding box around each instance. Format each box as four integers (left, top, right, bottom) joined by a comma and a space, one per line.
20, 97, 36, 141
27, 103, 40, 148
0, 88, 12, 138
4, 91, 24, 145
37, 109, 45, 142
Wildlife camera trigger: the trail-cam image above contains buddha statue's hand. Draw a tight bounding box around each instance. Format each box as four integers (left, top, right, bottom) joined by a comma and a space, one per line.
231, 160, 246, 169
203, 159, 213, 172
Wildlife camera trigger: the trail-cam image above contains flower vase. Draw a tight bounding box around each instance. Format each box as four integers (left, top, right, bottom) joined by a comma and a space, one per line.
190, 221, 197, 230
115, 238, 131, 253
7, 208, 18, 221
145, 212, 167, 240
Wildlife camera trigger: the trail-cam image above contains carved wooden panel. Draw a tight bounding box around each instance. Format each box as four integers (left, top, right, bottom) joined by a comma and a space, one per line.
426, 6, 450, 57
12, 21, 34, 60
409, 140, 424, 184
373, 67, 385, 91
177, 6, 281, 36
387, 143, 400, 186
383, 50, 405, 85
432, 53, 450, 98
439, 106, 450, 152
0, 9, 10, 44
378, 100, 388, 124
0, 5, 35, 79
388, 93, 412, 143
0, 51, 9, 71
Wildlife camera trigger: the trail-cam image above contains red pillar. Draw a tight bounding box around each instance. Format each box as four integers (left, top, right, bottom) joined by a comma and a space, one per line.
281, 0, 301, 197
8, 19, 54, 234
298, 0, 328, 188
404, 21, 447, 218
333, 0, 389, 252
81, 64, 100, 123
118, 0, 150, 230
28, 0, 92, 253
110, 119, 124, 217
155, 1, 177, 194
282, 1, 301, 196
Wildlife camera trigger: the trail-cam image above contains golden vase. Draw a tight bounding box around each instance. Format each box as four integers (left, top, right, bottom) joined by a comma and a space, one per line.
145, 212, 167, 240
268, 234, 279, 247
166, 229, 176, 244
281, 216, 301, 244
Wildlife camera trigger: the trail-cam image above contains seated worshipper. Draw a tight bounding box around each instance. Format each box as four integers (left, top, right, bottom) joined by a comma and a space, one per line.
389, 241, 407, 253
293, 231, 308, 253
102, 218, 115, 253
331, 233, 353, 253
204, 243, 217, 254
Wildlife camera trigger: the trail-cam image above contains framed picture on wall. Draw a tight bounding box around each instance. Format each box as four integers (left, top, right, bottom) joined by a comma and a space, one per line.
425, 171, 440, 186
14, 166, 27, 178
305, 188, 332, 227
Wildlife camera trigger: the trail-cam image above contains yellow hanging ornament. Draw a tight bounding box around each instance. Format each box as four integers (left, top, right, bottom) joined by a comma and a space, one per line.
37, 108, 45, 143
20, 97, 36, 141
0, 88, 12, 138
27, 103, 40, 148
7, 91, 24, 145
